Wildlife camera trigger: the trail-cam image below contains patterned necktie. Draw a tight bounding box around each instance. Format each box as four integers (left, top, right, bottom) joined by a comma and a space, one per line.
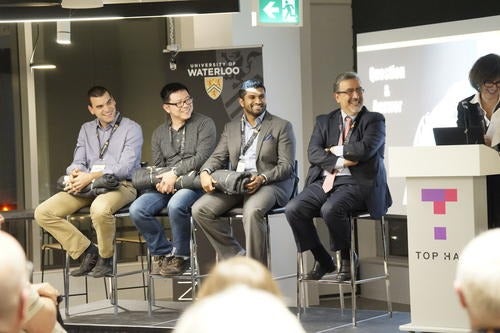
322, 116, 352, 193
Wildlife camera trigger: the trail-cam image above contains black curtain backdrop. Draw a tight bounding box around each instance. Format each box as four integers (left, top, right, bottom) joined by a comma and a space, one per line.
164, 46, 263, 137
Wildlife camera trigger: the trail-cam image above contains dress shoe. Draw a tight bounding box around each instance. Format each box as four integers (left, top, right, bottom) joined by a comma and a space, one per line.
336, 251, 359, 282
70, 243, 98, 277
90, 256, 113, 278
304, 259, 336, 280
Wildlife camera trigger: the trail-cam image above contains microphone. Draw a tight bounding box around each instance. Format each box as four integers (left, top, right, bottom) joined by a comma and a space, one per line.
461, 101, 470, 144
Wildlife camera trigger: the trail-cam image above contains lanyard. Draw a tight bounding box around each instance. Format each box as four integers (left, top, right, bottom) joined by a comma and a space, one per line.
240, 117, 261, 157
96, 114, 122, 160
169, 125, 186, 158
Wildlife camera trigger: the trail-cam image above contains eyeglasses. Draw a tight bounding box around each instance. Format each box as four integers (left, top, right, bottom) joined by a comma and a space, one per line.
484, 80, 500, 89
165, 96, 193, 108
336, 87, 365, 96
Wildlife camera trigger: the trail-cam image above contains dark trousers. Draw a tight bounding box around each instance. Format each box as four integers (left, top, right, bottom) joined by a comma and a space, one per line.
285, 177, 366, 253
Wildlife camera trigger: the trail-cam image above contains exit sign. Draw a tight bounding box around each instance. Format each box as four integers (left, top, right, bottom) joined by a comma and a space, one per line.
258, 0, 301, 26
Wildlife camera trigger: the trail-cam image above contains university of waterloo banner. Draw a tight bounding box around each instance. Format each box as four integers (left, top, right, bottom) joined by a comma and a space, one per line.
165, 46, 263, 136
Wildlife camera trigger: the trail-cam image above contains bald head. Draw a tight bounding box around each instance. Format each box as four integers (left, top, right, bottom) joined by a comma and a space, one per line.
455, 229, 500, 329
0, 231, 28, 332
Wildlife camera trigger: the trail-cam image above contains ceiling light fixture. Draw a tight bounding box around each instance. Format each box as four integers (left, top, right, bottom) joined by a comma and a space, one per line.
56, 20, 71, 44
61, 0, 103, 9
29, 25, 56, 70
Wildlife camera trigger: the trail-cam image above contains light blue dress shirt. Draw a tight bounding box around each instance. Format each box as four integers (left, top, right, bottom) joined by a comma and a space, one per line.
66, 112, 143, 180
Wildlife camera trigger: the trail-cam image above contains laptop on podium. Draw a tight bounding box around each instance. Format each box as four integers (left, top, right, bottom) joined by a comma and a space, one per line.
433, 126, 485, 145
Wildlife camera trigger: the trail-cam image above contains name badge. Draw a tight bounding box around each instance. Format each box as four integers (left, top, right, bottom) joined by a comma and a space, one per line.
236, 160, 245, 173
91, 164, 105, 173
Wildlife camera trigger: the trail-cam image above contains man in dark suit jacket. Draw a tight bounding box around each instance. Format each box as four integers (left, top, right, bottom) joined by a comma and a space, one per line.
285, 72, 391, 281
192, 79, 296, 265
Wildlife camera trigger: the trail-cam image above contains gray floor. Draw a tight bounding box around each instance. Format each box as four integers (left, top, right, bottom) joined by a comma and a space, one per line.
62, 298, 410, 333
318, 295, 411, 312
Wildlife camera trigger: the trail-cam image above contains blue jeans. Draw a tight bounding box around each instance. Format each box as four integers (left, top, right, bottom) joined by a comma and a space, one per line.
129, 189, 202, 257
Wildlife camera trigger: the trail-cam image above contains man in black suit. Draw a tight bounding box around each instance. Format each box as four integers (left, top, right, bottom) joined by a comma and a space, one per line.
285, 71, 391, 281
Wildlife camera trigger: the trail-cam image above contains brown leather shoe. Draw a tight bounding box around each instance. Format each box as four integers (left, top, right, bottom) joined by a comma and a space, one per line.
160, 257, 190, 276
151, 255, 170, 275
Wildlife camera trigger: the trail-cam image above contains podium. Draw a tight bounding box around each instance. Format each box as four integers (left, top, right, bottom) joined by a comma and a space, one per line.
388, 145, 500, 333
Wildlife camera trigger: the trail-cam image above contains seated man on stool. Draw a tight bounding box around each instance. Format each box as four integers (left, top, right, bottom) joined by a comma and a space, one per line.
129, 82, 216, 276
35, 86, 143, 278
192, 79, 296, 265
285, 72, 391, 281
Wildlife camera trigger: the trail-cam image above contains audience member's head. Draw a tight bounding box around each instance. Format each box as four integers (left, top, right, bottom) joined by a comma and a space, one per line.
174, 285, 305, 333
454, 229, 500, 330
197, 256, 281, 299
0, 230, 28, 333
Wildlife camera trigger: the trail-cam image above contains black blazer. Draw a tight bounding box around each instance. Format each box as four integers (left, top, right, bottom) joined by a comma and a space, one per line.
457, 95, 487, 133
456, 94, 500, 133
305, 107, 392, 218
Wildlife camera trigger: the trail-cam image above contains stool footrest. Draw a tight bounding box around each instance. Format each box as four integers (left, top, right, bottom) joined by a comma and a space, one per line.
42, 243, 63, 250
297, 214, 392, 327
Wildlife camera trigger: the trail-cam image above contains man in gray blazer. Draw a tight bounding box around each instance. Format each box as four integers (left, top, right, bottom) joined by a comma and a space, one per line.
192, 79, 296, 265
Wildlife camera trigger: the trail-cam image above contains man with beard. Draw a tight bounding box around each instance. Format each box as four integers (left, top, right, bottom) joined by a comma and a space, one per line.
192, 79, 296, 265
285, 72, 391, 281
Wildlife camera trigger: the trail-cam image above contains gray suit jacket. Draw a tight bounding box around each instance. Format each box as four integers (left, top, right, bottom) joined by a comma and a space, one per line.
201, 111, 296, 207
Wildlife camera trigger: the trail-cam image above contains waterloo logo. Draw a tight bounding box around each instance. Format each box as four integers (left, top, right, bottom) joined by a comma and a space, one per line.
186, 61, 240, 100
204, 77, 223, 100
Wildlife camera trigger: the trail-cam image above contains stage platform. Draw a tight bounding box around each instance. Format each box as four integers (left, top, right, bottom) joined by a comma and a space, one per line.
62, 299, 410, 333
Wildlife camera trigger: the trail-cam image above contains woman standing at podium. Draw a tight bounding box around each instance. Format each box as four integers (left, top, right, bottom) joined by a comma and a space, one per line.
456, 53, 500, 144
456, 53, 500, 228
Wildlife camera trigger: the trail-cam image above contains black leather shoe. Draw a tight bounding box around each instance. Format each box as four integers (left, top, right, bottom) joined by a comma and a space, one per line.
90, 256, 113, 278
304, 259, 336, 280
336, 252, 359, 282
70, 243, 99, 277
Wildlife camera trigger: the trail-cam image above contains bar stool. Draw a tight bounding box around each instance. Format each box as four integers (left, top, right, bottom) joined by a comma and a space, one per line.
297, 212, 392, 326
224, 206, 286, 272
224, 160, 299, 277
114, 232, 147, 300
63, 205, 147, 315
41, 232, 89, 303
146, 208, 201, 315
